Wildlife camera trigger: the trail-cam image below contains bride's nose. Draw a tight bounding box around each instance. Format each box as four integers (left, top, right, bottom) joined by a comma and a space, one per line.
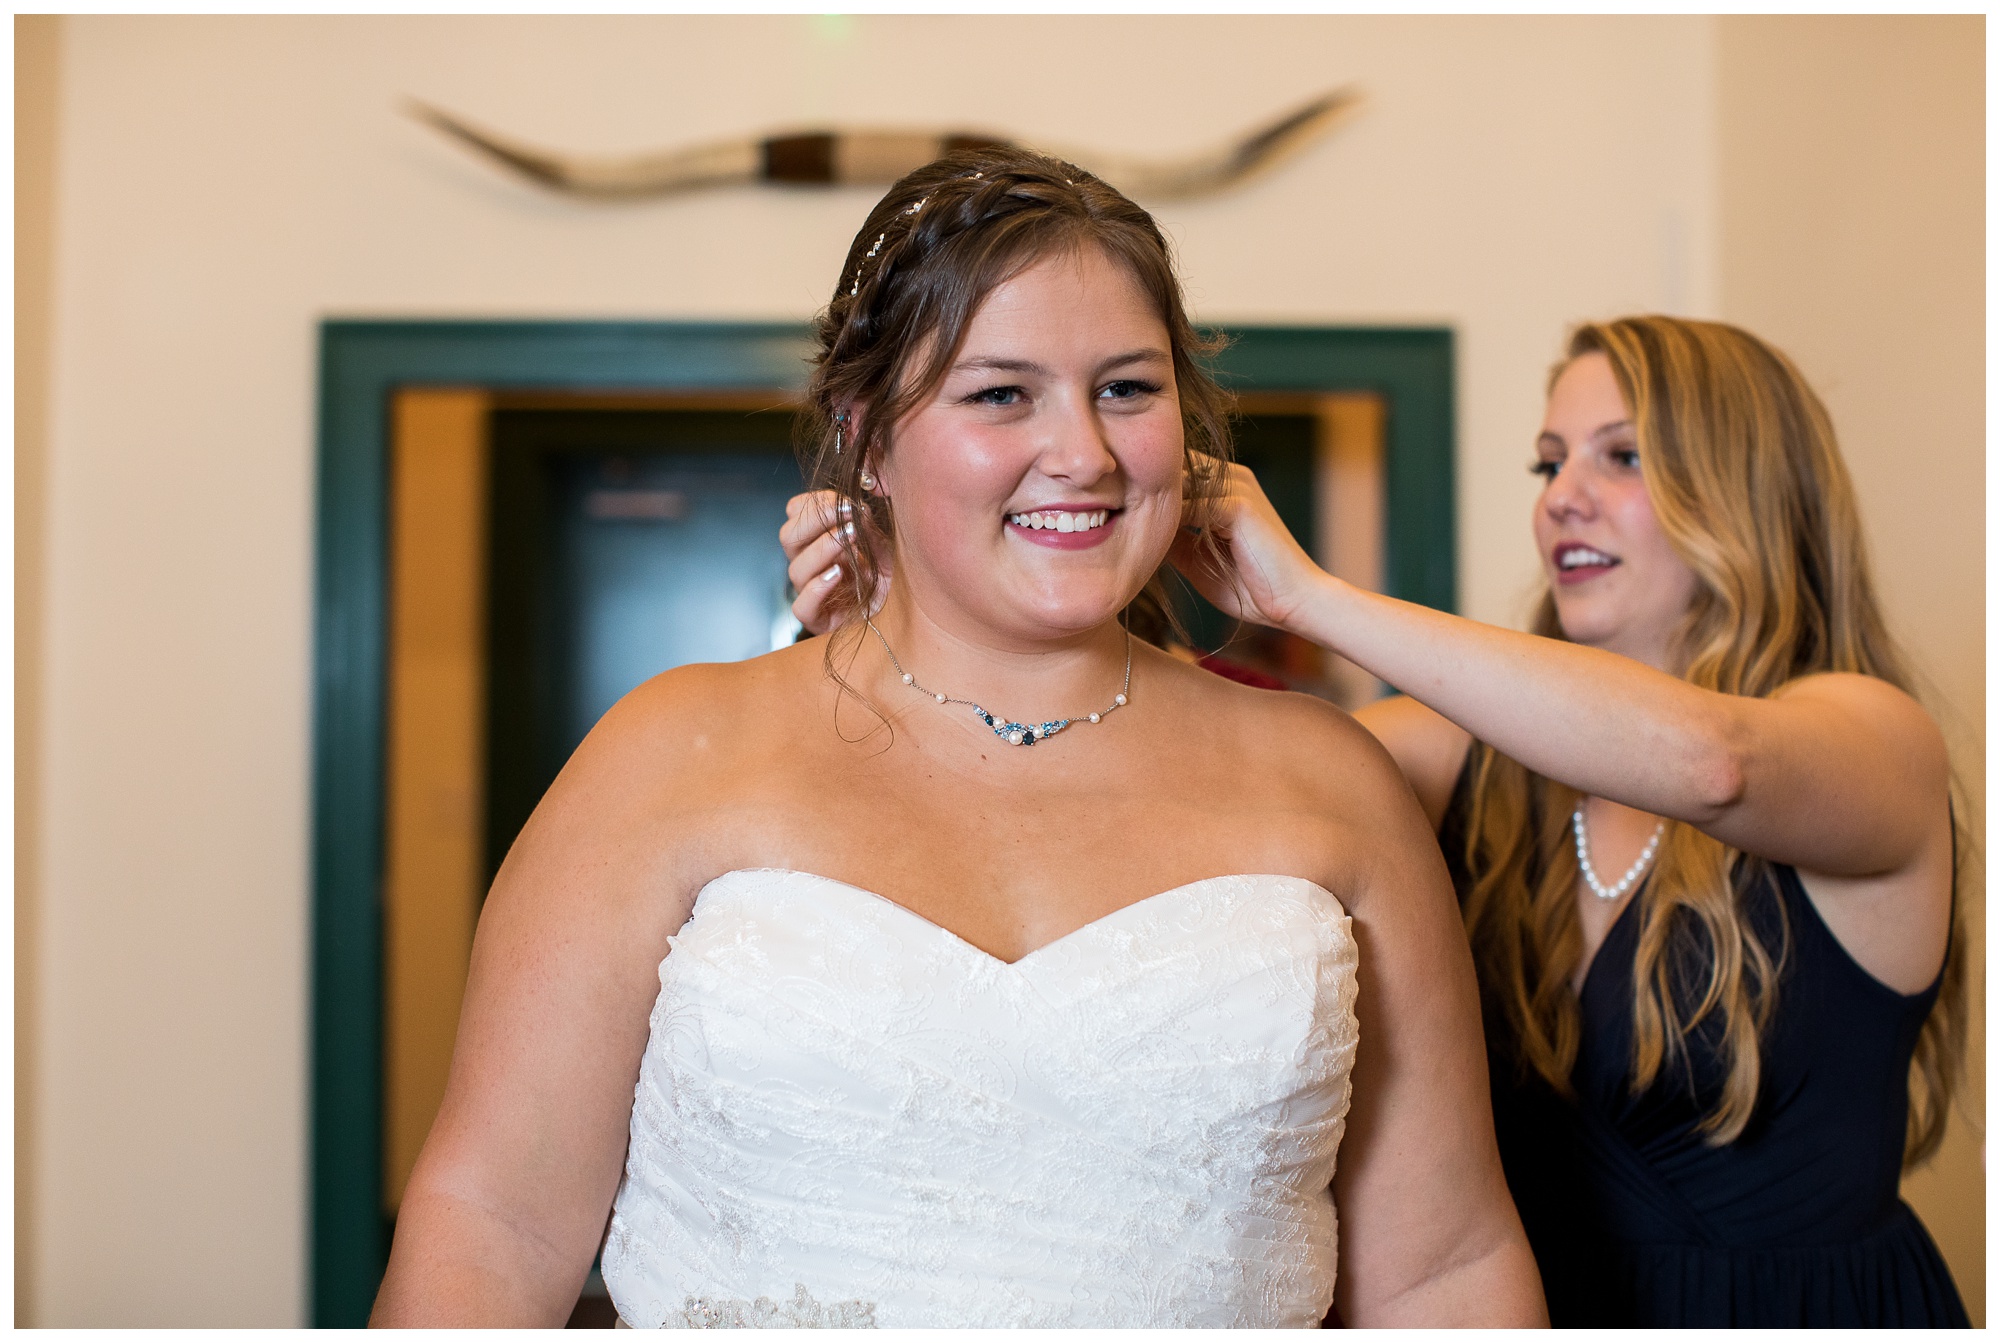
1035, 391, 1120, 484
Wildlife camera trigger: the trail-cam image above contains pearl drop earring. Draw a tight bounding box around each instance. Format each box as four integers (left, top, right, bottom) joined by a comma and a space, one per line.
859, 470, 877, 492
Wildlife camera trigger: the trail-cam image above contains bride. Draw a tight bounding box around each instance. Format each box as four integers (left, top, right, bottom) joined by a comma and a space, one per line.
370, 148, 1543, 1328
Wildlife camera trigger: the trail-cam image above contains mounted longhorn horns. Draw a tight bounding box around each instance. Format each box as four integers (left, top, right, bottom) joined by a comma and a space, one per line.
406, 88, 1361, 202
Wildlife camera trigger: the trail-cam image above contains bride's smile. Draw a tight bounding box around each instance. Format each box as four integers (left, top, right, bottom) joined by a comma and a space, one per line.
871, 243, 1185, 651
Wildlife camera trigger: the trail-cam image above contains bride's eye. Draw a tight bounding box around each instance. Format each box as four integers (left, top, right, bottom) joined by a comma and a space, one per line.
966, 385, 1026, 407
1098, 379, 1162, 404
1529, 458, 1562, 480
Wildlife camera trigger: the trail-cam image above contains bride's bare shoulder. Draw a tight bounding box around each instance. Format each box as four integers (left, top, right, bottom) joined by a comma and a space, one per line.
1155, 651, 1418, 816
579, 638, 829, 770
500, 640, 829, 901
1151, 659, 1445, 920
510, 642, 827, 849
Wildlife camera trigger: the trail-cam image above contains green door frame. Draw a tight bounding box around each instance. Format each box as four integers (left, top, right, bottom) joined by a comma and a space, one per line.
310, 320, 1453, 1325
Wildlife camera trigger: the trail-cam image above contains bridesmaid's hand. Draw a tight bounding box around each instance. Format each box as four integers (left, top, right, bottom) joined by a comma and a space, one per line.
780, 490, 891, 635
1167, 463, 1330, 632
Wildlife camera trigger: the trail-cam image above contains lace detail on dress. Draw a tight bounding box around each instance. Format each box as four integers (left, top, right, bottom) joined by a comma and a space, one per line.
672, 1284, 877, 1328
602, 870, 1360, 1329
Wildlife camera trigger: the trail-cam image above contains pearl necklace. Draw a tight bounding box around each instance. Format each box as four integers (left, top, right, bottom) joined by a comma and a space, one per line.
865, 619, 1131, 747
1571, 804, 1665, 901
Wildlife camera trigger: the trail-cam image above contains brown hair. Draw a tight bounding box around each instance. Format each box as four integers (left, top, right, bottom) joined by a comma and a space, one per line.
1459, 315, 1965, 1163
797, 146, 1233, 647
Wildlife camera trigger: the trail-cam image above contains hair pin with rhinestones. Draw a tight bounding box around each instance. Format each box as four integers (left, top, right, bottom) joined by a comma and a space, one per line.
847, 192, 937, 298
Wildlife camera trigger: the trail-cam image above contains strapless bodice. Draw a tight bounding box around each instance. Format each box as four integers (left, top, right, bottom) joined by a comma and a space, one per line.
601, 868, 1359, 1328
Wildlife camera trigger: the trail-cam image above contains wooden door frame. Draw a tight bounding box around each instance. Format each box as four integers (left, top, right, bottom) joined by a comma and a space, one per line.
310, 320, 1453, 1324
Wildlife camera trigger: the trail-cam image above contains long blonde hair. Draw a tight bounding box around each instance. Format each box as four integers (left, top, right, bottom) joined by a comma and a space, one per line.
1459, 315, 1965, 1162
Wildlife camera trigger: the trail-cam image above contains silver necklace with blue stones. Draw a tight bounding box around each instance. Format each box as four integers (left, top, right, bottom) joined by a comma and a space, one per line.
865, 618, 1131, 747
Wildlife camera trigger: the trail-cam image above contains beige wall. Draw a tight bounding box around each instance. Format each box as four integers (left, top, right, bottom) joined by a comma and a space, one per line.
1716, 15, 1986, 1320
13, 15, 1977, 1325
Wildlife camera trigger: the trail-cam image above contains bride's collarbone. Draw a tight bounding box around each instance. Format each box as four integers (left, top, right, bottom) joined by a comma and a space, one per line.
699, 785, 1352, 947
656, 650, 1370, 931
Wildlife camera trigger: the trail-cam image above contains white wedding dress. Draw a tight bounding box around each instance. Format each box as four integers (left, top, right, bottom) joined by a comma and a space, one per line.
601, 868, 1360, 1328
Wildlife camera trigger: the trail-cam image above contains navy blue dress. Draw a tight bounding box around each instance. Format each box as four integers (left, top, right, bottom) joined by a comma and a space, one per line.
1441, 766, 1968, 1327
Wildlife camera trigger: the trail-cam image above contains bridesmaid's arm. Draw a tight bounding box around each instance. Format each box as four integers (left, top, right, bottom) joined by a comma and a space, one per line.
1185, 464, 1947, 877
1281, 572, 1949, 876
1180, 465, 1954, 990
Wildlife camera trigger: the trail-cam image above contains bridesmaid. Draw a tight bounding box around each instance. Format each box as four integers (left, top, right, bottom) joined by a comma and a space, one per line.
784, 313, 1970, 1326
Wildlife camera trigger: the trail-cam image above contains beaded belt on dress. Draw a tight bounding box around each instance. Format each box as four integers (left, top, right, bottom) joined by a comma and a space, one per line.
619, 1285, 877, 1329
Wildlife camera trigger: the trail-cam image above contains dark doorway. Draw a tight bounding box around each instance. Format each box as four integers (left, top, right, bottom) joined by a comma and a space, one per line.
484, 406, 802, 884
